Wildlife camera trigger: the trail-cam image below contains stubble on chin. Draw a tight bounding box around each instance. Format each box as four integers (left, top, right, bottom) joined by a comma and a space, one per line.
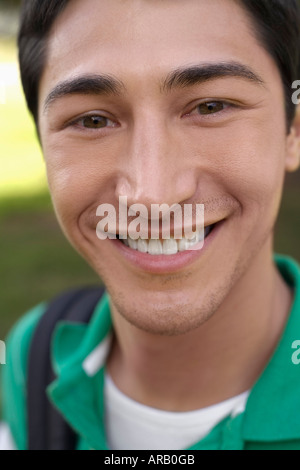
104, 272, 236, 337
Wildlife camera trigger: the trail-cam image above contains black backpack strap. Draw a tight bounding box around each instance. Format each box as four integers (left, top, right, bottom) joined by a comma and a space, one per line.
27, 286, 105, 450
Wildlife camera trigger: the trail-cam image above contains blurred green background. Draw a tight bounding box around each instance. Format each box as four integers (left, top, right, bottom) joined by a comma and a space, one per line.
0, 1, 299, 340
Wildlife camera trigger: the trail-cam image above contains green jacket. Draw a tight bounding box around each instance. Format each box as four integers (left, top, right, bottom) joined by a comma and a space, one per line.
2, 255, 300, 450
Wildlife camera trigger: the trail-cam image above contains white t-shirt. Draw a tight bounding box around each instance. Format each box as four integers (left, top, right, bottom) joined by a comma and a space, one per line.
0, 374, 250, 450
104, 374, 250, 450
0, 422, 15, 450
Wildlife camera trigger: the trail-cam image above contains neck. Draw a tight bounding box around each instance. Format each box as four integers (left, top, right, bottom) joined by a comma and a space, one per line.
107, 245, 292, 411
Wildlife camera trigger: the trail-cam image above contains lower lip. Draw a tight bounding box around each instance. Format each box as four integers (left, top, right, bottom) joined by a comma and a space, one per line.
109, 222, 223, 274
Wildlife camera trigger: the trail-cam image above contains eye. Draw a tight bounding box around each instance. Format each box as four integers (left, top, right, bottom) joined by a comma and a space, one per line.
79, 115, 115, 129
196, 101, 227, 115
69, 113, 118, 130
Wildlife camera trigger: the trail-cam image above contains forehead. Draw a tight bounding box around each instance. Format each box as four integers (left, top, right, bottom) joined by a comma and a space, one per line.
39, 0, 280, 101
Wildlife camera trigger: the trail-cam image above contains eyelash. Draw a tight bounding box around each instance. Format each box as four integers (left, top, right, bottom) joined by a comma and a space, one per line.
67, 99, 236, 132
185, 100, 235, 119
69, 114, 118, 131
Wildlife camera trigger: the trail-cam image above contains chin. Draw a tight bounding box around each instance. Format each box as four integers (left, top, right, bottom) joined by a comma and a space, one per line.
106, 281, 226, 336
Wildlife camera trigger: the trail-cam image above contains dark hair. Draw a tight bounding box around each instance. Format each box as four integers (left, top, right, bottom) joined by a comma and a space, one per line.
18, 0, 300, 130
18, 0, 68, 124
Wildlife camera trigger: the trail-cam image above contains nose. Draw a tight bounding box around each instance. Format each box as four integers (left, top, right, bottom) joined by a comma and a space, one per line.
115, 115, 197, 211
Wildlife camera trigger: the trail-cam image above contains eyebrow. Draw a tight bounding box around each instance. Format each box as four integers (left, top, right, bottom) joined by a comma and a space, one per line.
162, 61, 265, 92
43, 61, 265, 112
43, 74, 124, 112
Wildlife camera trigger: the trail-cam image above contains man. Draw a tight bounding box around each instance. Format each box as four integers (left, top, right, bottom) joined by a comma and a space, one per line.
1, 0, 300, 450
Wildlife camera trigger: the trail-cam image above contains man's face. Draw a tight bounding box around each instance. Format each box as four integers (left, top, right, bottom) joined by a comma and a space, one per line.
38, 0, 297, 335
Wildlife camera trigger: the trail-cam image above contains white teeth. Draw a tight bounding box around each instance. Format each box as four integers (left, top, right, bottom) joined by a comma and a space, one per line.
137, 238, 148, 253
120, 226, 213, 255
178, 237, 189, 252
127, 237, 138, 250
148, 239, 163, 255
162, 238, 178, 255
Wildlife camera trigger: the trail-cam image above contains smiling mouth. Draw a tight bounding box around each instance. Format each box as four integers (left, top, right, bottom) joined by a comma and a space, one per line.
116, 224, 215, 255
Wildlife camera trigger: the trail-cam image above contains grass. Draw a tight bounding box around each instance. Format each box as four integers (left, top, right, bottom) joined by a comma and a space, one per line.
0, 38, 299, 341
275, 176, 300, 260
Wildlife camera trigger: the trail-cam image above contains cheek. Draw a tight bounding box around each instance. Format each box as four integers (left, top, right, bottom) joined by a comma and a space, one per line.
198, 120, 287, 216
42, 137, 117, 228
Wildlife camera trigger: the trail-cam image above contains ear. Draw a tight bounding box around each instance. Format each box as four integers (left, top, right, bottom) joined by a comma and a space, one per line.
286, 105, 300, 173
